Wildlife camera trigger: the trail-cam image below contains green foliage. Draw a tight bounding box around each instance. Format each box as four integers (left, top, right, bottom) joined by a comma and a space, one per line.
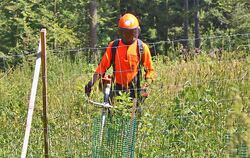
0, 0, 249, 61
1, 52, 250, 157
0, 1, 249, 157
113, 93, 134, 118
0, 0, 86, 56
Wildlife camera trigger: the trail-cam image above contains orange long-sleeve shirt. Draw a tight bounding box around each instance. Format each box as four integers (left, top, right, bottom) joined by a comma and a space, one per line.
95, 39, 154, 85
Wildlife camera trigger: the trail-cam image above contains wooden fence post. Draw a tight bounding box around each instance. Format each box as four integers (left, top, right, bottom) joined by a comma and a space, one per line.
41, 28, 49, 158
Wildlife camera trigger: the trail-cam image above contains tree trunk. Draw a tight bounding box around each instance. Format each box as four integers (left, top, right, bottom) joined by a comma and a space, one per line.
89, 0, 98, 61
194, 0, 200, 49
90, 0, 98, 48
119, 0, 127, 16
53, 0, 57, 49
183, 0, 189, 49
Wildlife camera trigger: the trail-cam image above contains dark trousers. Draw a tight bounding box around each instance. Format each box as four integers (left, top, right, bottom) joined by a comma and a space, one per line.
113, 83, 136, 99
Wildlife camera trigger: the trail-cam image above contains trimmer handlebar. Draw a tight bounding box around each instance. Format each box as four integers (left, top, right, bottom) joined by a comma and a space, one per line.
86, 97, 113, 108
85, 75, 113, 108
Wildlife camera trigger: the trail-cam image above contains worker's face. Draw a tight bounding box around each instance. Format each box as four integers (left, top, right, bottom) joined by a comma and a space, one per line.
119, 28, 139, 45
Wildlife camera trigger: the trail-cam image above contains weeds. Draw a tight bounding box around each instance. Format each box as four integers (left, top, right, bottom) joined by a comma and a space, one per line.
0, 52, 249, 157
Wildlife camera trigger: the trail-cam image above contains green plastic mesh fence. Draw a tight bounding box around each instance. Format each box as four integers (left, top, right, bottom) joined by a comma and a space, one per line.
92, 114, 137, 158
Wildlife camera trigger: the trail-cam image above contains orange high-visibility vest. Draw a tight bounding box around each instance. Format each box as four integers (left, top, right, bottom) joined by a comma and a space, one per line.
95, 39, 154, 85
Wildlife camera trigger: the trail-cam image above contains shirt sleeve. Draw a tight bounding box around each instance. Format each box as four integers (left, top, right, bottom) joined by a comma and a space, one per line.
142, 43, 155, 79
95, 42, 113, 75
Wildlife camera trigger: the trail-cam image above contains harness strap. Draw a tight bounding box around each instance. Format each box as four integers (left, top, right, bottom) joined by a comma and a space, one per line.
111, 39, 120, 74
111, 39, 144, 99
136, 39, 144, 99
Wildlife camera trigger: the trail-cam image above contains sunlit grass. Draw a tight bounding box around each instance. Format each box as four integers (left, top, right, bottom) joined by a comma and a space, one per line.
0, 52, 249, 157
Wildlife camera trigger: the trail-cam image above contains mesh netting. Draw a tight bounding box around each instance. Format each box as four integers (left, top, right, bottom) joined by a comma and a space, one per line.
92, 114, 137, 158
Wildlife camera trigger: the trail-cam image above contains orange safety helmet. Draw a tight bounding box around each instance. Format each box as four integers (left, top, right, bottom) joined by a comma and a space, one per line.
118, 13, 139, 29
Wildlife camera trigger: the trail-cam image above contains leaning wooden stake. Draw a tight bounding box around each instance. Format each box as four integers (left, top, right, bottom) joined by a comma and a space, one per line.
21, 34, 42, 158
41, 29, 49, 158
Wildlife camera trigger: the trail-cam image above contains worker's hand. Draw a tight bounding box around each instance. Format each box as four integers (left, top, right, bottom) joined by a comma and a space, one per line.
85, 81, 93, 97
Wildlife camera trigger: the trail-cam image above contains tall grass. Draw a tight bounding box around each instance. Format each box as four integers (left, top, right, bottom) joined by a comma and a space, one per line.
0, 51, 249, 157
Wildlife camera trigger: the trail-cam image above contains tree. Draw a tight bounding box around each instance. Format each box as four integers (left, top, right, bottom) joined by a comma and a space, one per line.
194, 0, 200, 49
0, 0, 39, 54
183, 0, 189, 49
0, 0, 249, 62
90, 0, 98, 49
0, 0, 82, 55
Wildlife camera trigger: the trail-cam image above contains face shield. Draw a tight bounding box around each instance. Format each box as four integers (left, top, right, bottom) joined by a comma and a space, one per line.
119, 28, 140, 45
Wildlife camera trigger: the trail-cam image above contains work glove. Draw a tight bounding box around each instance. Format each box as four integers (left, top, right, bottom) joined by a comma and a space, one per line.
85, 81, 93, 97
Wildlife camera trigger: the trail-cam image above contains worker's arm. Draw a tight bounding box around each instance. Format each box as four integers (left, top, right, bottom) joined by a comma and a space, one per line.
142, 43, 155, 84
95, 42, 113, 76
85, 42, 113, 96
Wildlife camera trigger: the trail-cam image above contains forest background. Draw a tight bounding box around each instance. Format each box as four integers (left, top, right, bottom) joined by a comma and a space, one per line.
0, 0, 250, 157
0, 0, 249, 63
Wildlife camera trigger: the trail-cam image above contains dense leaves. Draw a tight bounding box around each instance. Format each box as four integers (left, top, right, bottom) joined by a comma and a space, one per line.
0, 0, 249, 57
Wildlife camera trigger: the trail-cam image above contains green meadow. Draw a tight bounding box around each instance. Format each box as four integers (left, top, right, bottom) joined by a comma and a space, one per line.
0, 51, 249, 157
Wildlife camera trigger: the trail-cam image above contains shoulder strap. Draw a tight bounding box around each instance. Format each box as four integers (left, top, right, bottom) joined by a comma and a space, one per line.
111, 39, 120, 72
137, 39, 144, 65
136, 39, 144, 99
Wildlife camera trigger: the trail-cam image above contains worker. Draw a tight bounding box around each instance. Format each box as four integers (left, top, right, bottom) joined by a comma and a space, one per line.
85, 13, 154, 104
